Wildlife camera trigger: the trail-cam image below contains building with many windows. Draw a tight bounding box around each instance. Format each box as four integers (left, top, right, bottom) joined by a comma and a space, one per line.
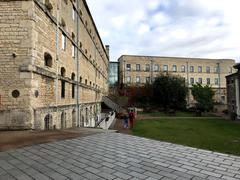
0, 0, 109, 130
118, 55, 235, 105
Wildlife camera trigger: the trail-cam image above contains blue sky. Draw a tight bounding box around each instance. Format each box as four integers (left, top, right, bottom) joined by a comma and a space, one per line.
86, 0, 240, 61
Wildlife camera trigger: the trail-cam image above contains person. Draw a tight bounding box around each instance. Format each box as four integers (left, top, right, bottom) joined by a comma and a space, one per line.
123, 114, 128, 128
128, 110, 135, 129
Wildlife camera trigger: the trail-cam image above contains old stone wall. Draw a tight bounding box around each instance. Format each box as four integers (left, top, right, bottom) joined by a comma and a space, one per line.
0, 0, 109, 130
0, 1, 35, 128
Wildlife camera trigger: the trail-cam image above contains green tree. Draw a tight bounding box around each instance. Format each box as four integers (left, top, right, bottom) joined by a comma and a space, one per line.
191, 83, 215, 113
152, 74, 188, 110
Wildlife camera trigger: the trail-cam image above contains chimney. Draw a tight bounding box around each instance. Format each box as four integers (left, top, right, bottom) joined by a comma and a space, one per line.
105, 45, 109, 59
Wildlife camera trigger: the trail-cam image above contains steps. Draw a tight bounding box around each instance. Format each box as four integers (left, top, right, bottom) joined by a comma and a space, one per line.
102, 96, 124, 113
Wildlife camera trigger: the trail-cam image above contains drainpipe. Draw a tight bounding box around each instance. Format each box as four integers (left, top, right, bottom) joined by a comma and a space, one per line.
150, 59, 153, 84
217, 62, 221, 103
55, 0, 61, 123
123, 60, 125, 84
186, 61, 190, 105
76, 0, 80, 127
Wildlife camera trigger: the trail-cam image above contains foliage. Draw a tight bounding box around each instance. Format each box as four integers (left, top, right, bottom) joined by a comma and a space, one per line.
191, 83, 215, 112
152, 74, 188, 110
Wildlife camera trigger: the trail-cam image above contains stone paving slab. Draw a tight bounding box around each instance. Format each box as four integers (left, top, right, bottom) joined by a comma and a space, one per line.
0, 133, 240, 180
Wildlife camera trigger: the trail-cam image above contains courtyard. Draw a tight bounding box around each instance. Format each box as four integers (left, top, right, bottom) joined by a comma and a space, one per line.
0, 132, 240, 180
134, 112, 240, 156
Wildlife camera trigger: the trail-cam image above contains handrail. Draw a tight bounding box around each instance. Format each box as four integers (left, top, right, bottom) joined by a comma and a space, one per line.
96, 111, 116, 129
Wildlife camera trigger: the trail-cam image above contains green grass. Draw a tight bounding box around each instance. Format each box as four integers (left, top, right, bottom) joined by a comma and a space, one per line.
139, 111, 217, 117
133, 117, 240, 155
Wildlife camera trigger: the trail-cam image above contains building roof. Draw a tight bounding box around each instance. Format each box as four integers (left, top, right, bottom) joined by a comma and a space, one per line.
118, 54, 235, 62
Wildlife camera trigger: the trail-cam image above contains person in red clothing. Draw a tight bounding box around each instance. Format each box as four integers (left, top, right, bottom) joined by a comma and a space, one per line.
128, 109, 135, 129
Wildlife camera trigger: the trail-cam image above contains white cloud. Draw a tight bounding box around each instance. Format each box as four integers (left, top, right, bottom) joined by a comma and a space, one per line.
86, 0, 240, 61
137, 24, 150, 35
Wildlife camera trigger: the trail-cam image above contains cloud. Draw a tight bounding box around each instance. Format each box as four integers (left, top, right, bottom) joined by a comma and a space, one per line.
86, 0, 240, 62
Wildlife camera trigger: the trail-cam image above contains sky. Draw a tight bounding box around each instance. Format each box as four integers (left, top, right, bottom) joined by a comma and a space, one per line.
86, 0, 240, 62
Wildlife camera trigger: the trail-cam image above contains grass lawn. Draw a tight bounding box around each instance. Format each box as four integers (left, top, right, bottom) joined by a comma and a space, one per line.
139, 111, 217, 117
133, 117, 240, 156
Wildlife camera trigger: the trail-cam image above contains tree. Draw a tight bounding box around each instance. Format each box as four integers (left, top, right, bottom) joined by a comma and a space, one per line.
152, 74, 188, 111
191, 83, 215, 113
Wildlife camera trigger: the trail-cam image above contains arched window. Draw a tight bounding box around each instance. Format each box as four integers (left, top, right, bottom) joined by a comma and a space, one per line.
181, 65, 185, 72
44, 114, 52, 130
71, 73, 75, 80
61, 67, 66, 77
86, 108, 89, 125
45, 0, 53, 12
61, 112, 66, 129
72, 32, 75, 41
61, 18, 66, 28
72, 109, 76, 127
44, 52, 53, 67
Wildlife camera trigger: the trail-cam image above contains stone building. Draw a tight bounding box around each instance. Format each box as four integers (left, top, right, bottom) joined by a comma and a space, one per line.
226, 64, 240, 120
118, 55, 235, 105
0, 0, 109, 130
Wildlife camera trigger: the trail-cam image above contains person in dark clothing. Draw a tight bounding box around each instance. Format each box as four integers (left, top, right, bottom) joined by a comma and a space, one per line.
123, 114, 128, 128
128, 110, 135, 129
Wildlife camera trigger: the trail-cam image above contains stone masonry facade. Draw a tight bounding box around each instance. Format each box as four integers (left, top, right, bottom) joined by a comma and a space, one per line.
118, 55, 235, 105
0, 0, 109, 130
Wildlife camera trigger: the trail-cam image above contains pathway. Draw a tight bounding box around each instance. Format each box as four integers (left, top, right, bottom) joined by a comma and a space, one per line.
0, 133, 240, 180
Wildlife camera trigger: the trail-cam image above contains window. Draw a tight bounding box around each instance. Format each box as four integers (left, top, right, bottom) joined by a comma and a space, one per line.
71, 73, 75, 99
198, 78, 202, 84
126, 76, 131, 83
44, 52, 52, 67
72, 7, 75, 20
221, 96, 225, 102
190, 66, 194, 73
72, 44, 75, 57
190, 78, 194, 84
45, 0, 53, 12
229, 67, 233, 73
60, 67, 66, 99
145, 64, 150, 72
60, 67, 66, 77
136, 76, 140, 83
61, 81, 65, 98
207, 78, 210, 85
61, 33, 66, 50
172, 65, 177, 72
136, 64, 140, 71
126, 64, 131, 71
181, 65, 185, 72
146, 77, 150, 83
154, 64, 159, 72
214, 67, 219, 73
198, 66, 202, 73
80, 76, 82, 83
206, 66, 210, 73
163, 65, 168, 72
85, 79, 87, 85
63, 0, 68, 5
215, 78, 219, 85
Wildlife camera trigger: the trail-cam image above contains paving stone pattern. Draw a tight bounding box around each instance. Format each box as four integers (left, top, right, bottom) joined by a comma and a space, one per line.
0, 133, 240, 180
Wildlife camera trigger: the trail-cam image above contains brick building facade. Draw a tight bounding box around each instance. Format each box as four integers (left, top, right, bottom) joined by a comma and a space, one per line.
0, 0, 109, 130
118, 55, 235, 105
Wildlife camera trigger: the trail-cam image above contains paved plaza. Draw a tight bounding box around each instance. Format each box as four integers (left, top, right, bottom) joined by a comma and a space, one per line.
0, 133, 240, 180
